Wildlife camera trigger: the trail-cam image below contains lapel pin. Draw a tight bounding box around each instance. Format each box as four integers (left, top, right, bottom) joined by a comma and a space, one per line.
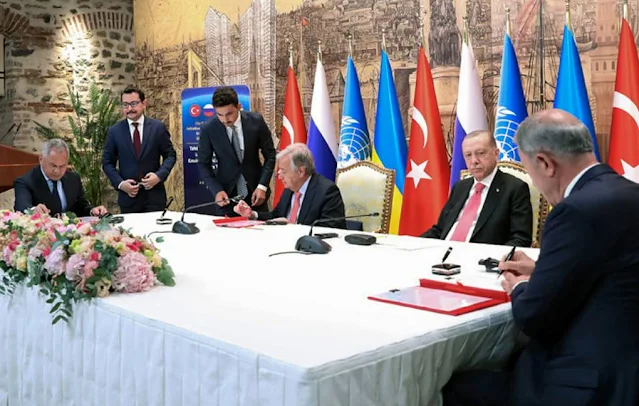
496, 188, 500, 193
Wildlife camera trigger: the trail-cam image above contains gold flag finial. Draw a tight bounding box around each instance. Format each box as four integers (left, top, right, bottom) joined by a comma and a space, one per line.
462, 16, 469, 44
623, 0, 629, 21
505, 6, 511, 37
287, 37, 294, 68
317, 40, 322, 62
565, 0, 571, 28
418, 8, 426, 47
347, 33, 353, 57
381, 28, 387, 52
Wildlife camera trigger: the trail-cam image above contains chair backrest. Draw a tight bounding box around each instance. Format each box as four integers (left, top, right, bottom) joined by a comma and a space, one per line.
460, 161, 549, 245
335, 161, 395, 234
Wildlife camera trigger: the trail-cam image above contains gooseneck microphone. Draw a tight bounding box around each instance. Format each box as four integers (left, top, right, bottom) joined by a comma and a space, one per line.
156, 196, 175, 225
172, 195, 245, 235
295, 212, 380, 254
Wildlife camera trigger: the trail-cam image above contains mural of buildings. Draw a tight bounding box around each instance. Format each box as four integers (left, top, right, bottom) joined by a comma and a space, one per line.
204, 9, 243, 86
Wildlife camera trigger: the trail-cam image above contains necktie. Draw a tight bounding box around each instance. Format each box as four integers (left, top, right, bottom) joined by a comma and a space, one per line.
50, 180, 63, 215
450, 183, 486, 242
231, 125, 248, 198
132, 122, 141, 158
289, 191, 302, 223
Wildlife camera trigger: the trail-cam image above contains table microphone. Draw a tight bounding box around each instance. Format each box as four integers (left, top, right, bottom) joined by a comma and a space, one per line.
172, 194, 244, 235
295, 212, 380, 254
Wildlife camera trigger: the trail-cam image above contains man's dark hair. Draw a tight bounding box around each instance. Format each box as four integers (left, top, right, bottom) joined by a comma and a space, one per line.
121, 86, 145, 101
212, 86, 239, 108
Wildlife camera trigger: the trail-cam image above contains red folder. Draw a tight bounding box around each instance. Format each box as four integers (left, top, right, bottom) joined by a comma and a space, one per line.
367, 279, 510, 316
212, 217, 265, 228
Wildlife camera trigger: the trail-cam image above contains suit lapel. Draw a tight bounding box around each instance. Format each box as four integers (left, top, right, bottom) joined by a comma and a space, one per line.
120, 120, 135, 157
60, 173, 73, 209
441, 179, 473, 237
296, 174, 317, 224
139, 118, 152, 158
472, 170, 504, 238
34, 167, 55, 209
278, 189, 293, 218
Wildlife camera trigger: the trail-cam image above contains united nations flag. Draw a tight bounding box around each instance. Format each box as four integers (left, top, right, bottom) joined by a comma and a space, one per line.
338, 56, 371, 168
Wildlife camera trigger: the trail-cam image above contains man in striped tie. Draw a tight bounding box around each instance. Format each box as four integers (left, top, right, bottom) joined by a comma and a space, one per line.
420, 130, 532, 247
234, 143, 346, 229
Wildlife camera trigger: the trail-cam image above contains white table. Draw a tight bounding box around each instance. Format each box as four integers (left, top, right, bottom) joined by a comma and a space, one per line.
0, 212, 538, 406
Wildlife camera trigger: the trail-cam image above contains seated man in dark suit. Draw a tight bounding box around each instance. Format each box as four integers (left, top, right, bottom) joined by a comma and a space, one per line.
443, 109, 639, 406
234, 143, 346, 229
421, 130, 533, 247
14, 138, 107, 217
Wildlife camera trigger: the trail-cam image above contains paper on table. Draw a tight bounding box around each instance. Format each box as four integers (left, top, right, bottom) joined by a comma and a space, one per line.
371, 286, 491, 312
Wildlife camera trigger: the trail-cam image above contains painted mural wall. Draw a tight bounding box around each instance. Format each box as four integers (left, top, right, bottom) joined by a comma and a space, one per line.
133, 0, 636, 209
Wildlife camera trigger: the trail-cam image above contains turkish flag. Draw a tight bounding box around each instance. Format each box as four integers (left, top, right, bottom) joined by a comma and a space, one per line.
609, 19, 639, 183
399, 47, 450, 236
274, 66, 307, 205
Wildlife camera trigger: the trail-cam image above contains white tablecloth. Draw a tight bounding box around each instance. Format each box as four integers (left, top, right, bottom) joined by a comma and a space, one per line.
0, 212, 538, 406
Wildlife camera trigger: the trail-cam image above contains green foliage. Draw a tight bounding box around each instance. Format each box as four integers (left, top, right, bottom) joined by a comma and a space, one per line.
33, 81, 121, 206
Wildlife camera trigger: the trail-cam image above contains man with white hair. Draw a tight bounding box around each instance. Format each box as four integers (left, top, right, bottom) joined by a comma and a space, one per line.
14, 138, 107, 217
234, 143, 346, 229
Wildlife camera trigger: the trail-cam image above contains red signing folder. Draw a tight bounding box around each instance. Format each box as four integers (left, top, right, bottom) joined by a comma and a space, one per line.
212, 217, 265, 228
367, 279, 510, 316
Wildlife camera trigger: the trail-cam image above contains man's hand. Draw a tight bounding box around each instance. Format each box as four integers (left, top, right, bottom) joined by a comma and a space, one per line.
33, 204, 50, 215
501, 272, 530, 295
141, 172, 161, 190
215, 191, 230, 206
498, 250, 536, 276
233, 200, 254, 218
251, 188, 266, 206
120, 179, 140, 198
90, 206, 108, 217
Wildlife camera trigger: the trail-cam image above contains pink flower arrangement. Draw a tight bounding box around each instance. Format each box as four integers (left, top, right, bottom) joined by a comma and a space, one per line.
0, 210, 175, 324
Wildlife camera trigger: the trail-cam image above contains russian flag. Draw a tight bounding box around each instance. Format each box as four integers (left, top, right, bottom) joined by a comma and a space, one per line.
308, 57, 338, 181
450, 40, 488, 187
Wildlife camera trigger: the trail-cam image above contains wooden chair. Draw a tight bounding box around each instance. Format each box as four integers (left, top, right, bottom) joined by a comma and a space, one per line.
335, 161, 395, 234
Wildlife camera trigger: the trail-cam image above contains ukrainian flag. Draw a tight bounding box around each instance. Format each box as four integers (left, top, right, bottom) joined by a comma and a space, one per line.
372, 50, 408, 234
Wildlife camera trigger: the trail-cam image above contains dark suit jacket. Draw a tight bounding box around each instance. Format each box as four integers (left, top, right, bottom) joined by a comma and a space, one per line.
421, 169, 533, 247
14, 166, 93, 217
258, 173, 346, 229
197, 111, 276, 202
509, 164, 639, 406
102, 116, 176, 211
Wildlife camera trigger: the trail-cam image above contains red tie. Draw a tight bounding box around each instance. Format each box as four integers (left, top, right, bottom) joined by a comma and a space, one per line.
450, 183, 486, 242
132, 122, 141, 158
289, 191, 302, 223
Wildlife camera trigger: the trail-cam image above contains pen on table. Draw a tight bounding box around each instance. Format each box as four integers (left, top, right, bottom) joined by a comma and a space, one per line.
497, 246, 517, 278
441, 246, 453, 263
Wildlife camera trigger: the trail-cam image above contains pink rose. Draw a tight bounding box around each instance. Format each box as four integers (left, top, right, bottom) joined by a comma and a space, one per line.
112, 252, 155, 293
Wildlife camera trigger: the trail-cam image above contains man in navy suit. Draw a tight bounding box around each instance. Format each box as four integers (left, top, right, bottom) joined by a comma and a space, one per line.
102, 86, 176, 213
14, 138, 108, 217
233, 143, 346, 229
197, 86, 276, 216
442, 109, 639, 406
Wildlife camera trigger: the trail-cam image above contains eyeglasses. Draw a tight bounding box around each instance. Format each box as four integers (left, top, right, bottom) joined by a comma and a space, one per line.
121, 101, 141, 108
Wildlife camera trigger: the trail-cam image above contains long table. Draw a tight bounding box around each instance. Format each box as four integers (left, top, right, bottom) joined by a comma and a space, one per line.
0, 212, 538, 406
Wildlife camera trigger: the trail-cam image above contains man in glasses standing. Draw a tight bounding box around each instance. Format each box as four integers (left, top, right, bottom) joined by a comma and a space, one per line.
102, 86, 176, 213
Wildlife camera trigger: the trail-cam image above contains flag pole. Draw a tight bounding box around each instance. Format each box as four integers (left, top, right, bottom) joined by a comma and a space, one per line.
418, 6, 426, 48
462, 16, 469, 44
505, 6, 511, 37
288, 36, 294, 68
317, 40, 322, 63
347, 33, 353, 58
565, 0, 571, 29
381, 28, 387, 52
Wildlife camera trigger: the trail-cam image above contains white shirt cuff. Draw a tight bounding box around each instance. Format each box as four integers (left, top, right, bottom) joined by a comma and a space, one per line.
117, 181, 124, 190
257, 184, 267, 192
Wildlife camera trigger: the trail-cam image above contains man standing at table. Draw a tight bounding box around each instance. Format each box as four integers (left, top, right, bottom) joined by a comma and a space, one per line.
234, 143, 346, 229
197, 86, 276, 216
420, 130, 533, 247
14, 138, 108, 217
102, 86, 176, 213
442, 109, 639, 405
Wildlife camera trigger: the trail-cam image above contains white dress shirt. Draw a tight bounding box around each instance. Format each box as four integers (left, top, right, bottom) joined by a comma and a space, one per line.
445, 165, 499, 241
287, 176, 311, 220
226, 113, 267, 191
127, 115, 145, 143
40, 167, 67, 213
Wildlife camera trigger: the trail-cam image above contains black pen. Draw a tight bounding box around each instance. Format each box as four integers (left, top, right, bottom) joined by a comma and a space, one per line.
497, 246, 517, 278
441, 247, 453, 264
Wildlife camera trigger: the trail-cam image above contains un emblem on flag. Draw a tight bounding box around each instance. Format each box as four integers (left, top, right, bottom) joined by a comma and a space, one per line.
494, 106, 521, 162
338, 116, 371, 168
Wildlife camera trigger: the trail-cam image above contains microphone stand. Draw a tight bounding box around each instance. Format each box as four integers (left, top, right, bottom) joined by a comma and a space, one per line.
294, 212, 379, 254
172, 195, 244, 235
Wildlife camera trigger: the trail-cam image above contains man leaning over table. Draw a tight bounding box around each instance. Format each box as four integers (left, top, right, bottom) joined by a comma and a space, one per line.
442, 109, 639, 406
420, 130, 533, 247
14, 138, 108, 217
234, 143, 346, 229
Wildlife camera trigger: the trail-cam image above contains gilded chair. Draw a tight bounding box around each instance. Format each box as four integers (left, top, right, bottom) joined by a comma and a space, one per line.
460, 161, 550, 246
335, 161, 395, 234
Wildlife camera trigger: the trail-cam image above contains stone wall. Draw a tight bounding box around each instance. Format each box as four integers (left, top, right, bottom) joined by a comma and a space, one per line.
0, 0, 135, 209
